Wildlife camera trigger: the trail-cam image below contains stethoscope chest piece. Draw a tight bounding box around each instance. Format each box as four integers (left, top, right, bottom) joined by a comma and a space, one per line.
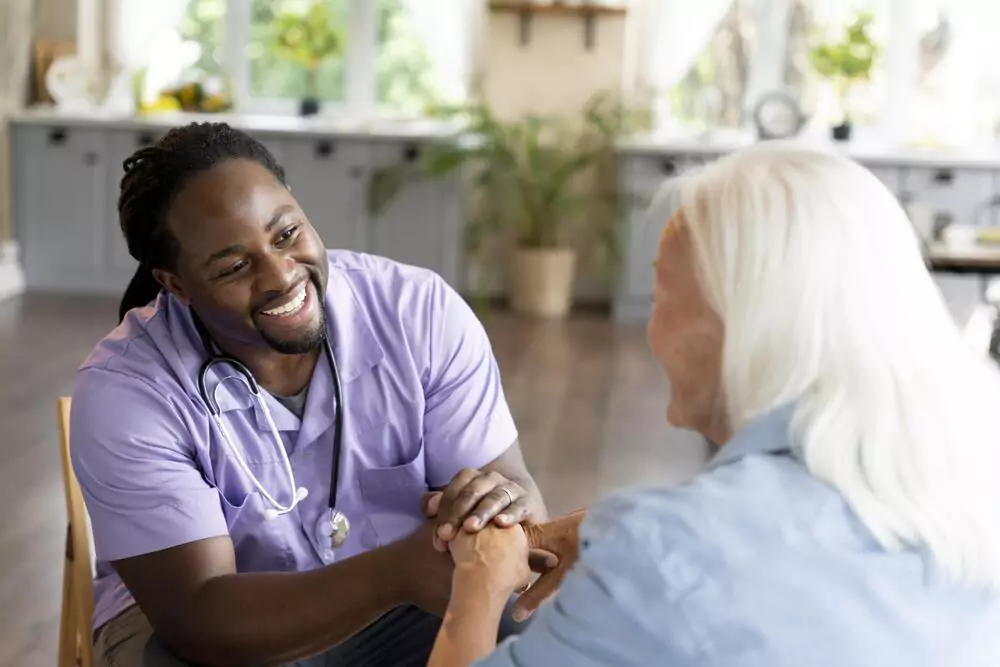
317, 508, 351, 551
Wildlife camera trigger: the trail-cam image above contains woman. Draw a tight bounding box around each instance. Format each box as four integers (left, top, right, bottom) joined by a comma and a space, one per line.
426, 141, 1000, 666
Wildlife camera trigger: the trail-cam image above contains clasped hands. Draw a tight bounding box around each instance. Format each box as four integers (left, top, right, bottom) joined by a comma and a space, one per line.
420, 468, 584, 621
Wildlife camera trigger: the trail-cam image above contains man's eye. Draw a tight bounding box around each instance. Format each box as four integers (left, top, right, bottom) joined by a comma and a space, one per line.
218, 260, 248, 278
276, 225, 299, 245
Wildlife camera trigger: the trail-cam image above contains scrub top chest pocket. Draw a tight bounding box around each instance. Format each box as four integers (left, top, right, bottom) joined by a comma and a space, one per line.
214, 460, 297, 571
202, 404, 297, 571
357, 422, 429, 546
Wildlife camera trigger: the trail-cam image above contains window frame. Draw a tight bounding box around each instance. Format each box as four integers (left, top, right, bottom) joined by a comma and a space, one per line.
222, 0, 380, 118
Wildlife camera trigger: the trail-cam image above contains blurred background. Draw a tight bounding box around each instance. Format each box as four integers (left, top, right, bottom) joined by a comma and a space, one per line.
3, 1, 1000, 664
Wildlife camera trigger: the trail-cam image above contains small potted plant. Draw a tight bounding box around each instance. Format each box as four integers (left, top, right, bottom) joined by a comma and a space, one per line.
809, 10, 878, 141
369, 92, 642, 318
270, 2, 342, 116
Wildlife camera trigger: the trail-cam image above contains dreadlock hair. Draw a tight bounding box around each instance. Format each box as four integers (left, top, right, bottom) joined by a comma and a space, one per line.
117, 122, 288, 324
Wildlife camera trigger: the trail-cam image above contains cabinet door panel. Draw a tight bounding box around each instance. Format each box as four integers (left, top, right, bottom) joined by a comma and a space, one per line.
367, 141, 461, 286
864, 165, 903, 199
105, 130, 165, 278
618, 154, 690, 304
16, 125, 107, 281
280, 137, 368, 252
902, 167, 995, 227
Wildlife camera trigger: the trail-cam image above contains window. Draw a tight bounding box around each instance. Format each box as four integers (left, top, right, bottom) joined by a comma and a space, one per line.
168, 0, 466, 116
653, 0, 1000, 146
666, 0, 756, 131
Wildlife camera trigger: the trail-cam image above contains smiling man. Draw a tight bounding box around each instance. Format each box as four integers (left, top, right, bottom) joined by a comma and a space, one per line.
70, 122, 547, 667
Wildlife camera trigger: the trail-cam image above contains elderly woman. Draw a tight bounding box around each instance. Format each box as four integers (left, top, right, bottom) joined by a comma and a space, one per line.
425, 141, 1000, 666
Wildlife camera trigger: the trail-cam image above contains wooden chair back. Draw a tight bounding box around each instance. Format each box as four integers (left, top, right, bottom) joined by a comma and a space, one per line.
57, 396, 95, 667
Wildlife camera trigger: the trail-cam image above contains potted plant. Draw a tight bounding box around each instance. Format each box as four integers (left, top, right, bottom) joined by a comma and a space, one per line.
809, 10, 878, 141
368, 92, 641, 318
269, 2, 343, 116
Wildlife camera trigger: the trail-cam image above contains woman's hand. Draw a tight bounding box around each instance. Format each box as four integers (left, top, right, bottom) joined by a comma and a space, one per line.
513, 510, 586, 620
449, 524, 532, 597
429, 525, 531, 667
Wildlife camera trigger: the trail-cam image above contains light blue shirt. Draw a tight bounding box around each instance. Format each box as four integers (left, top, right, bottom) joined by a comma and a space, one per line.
478, 405, 1000, 667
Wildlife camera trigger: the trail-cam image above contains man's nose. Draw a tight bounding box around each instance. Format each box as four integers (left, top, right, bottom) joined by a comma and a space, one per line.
256, 251, 298, 293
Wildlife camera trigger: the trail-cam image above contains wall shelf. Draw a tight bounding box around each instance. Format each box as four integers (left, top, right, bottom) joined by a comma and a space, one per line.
488, 2, 628, 51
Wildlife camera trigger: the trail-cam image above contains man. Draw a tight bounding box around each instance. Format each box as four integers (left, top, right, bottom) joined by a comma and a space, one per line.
423, 142, 1000, 666
70, 122, 547, 667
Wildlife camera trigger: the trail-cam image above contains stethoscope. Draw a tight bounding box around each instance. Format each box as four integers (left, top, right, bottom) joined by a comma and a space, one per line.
192, 311, 350, 561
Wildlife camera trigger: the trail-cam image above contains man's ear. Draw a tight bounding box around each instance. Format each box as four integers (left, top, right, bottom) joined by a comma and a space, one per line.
153, 268, 191, 306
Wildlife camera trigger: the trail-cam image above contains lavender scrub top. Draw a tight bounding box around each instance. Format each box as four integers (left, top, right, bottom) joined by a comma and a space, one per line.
70, 250, 518, 631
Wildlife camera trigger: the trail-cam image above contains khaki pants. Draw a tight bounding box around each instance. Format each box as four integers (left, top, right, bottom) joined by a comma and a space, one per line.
93, 603, 447, 667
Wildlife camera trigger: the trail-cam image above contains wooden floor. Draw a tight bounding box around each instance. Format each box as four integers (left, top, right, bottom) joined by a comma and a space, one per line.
0, 293, 707, 667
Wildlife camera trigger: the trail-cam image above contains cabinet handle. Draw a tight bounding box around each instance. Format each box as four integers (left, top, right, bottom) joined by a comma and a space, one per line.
402, 144, 420, 163
83, 151, 99, 166
137, 132, 155, 147
660, 159, 677, 175
350, 166, 364, 180
314, 141, 335, 159
47, 128, 67, 145
932, 169, 954, 185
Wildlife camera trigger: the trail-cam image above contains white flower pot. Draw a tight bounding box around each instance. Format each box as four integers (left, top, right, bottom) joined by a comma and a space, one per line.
508, 246, 577, 318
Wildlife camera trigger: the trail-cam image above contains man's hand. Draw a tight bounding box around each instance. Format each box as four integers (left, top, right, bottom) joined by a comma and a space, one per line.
390, 522, 455, 617
421, 468, 539, 551
512, 510, 586, 621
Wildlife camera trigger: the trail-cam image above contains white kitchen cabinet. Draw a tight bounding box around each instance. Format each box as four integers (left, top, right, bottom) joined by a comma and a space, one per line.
866, 166, 904, 199
613, 152, 696, 323
279, 136, 369, 253
13, 125, 110, 291
367, 141, 462, 287
104, 129, 165, 281
901, 166, 997, 227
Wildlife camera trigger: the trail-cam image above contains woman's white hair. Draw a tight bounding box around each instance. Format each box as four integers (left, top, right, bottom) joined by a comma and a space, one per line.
672, 139, 1000, 590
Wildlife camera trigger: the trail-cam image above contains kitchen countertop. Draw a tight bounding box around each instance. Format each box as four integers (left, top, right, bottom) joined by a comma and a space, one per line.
8, 106, 465, 143
12, 106, 1000, 169
617, 130, 1000, 170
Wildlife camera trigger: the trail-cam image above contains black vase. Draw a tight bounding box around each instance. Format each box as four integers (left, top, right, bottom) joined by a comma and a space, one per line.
831, 122, 852, 141
299, 98, 319, 117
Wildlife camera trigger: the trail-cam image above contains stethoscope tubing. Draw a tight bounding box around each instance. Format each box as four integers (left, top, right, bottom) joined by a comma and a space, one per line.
192, 310, 345, 517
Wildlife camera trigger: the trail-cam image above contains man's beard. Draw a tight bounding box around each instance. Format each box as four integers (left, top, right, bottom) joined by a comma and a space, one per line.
254, 275, 326, 355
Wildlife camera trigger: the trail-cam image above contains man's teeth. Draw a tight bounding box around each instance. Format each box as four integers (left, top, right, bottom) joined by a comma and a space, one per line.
262, 287, 307, 316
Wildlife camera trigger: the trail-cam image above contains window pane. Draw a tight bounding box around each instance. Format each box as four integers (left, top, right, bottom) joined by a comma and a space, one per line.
905, 0, 1000, 144
176, 0, 227, 83
247, 0, 349, 101
666, 0, 756, 131
376, 0, 449, 113
786, 0, 889, 127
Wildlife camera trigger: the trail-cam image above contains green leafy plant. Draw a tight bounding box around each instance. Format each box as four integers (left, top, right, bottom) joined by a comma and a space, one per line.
269, 2, 344, 98
368, 92, 645, 297
809, 10, 879, 123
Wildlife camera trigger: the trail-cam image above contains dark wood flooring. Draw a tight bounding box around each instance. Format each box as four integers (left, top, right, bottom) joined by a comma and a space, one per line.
0, 293, 707, 667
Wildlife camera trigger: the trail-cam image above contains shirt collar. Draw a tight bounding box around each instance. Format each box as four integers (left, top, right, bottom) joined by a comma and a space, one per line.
291, 260, 385, 448
707, 402, 797, 469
